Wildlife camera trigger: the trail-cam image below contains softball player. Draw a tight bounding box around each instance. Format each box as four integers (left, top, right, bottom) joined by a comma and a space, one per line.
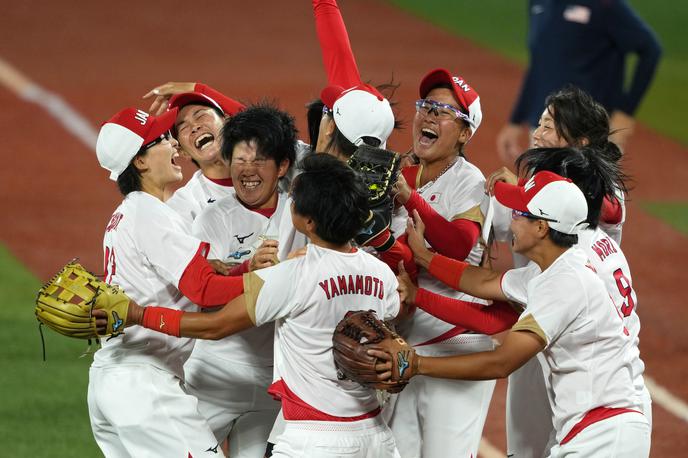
143, 82, 244, 223
116, 154, 411, 457
488, 86, 626, 246
404, 146, 648, 457
182, 103, 296, 458
381, 69, 493, 458
90, 106, 248, 457
386, 170, 650, 457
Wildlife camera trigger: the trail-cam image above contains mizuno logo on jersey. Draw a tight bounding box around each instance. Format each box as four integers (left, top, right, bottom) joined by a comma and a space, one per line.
234, 232, 254, 244
207, 198, 216, 203
227, 249, 251, 260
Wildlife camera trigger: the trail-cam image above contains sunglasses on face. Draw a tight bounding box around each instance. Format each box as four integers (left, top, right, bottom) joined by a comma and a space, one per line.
511, 209, 559, 223
142, 131, 172, 150
415, 99, 472, 124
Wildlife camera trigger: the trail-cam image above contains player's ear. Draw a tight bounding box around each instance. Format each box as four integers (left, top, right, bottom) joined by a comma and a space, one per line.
133, 155, 149, 173
277, 159, 290, 178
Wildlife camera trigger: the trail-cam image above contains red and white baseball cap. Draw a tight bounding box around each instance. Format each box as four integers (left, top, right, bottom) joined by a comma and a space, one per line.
321, 83, 395, 148
96, 107, 178, 181
494, 170, 588, 235
419, 68, 482, 135
168, 91, 244, 117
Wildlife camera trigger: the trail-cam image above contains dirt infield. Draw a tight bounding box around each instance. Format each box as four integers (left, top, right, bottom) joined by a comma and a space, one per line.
1, 0, 685, 455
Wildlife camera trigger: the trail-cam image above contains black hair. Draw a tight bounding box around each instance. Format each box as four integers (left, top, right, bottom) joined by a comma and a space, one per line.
423, 82, 472, 158
548, 228, 578, 248
544, 86, 622, 164
515, 147, 626, 228
291, 154, 369, 244
306, 98, 325, 151
116, 148, 149, 195
220, 101, 297, 168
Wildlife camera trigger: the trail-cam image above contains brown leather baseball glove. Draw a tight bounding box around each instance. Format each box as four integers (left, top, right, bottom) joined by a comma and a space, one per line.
332, 310, 416, 393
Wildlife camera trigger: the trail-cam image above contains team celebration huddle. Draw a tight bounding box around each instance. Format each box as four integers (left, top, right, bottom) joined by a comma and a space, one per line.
34, 1, 656, 457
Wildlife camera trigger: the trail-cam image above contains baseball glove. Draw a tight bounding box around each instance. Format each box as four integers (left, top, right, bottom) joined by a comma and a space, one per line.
348, 145, 400, 249
35, 260, 130, 339
332, 310, 416, 393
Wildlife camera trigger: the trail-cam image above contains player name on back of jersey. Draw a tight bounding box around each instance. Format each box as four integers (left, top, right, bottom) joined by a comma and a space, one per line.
318, 274, 385, 300
590, 234, 618, 261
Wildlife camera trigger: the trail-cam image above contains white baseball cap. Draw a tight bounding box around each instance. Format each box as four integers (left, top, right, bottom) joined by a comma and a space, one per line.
321, 83, 395, 148
419, 68, 482, 135
96, 107, 178, 181
494, 170, 588, 235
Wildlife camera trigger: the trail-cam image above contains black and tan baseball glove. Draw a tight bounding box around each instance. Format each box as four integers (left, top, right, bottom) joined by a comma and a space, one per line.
332, 310, 416, 393
35, 260, 130, 339
348, 145, 400, 250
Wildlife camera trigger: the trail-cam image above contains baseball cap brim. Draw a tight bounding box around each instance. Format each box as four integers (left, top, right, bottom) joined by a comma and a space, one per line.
494, 181, 529, 213
321, 85, 346, 109
168, 92, 225, 116
143, 107, 178, 144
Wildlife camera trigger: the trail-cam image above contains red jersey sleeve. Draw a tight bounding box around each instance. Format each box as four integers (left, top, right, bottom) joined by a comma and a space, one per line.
415, 288, 518, 335
405, 191, 480, 261
312, 0, 361, 88
178, 245, 245, 307
600, 195, 623, 225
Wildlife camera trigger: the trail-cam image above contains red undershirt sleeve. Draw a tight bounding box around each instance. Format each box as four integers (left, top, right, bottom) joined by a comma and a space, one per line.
600, 195, 623, 225
313, 0, 361, 88
405, 191, 480, 261
378, 234, 418, 281
193, 83, 245, 116
178, 247, 245, 307
415, 288, 519, 335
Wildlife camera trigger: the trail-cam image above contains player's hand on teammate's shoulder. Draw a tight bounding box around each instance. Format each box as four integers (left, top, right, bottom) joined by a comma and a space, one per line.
250, 239, 280, 271
142, 81, 197, 116
485, 166, 517, 196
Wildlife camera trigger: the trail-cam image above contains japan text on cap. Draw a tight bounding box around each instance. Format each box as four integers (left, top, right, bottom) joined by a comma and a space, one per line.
419, 68, 482, 135
96, 107, 177, 181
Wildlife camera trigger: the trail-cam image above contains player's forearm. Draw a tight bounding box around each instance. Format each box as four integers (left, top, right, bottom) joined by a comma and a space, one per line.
427, 254, 507, 301
416, 350, 513, 380
132, 295, 254, 340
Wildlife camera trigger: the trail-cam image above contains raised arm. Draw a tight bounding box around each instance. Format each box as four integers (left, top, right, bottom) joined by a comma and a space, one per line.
313, 0, 361, 88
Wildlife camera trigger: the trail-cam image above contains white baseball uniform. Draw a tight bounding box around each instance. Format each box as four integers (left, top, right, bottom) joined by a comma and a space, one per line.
166, 169, 234, 223
243, 244, 401, 458
502, 247, 649, 457
89, 191, 222, 457
182, 191, 290, 456
504, 226, 650, 457
387, 158, 495, 458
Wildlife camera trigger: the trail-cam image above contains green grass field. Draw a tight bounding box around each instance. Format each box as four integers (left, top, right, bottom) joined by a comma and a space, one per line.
0, 245, 100, 456
388, 0, 688, 146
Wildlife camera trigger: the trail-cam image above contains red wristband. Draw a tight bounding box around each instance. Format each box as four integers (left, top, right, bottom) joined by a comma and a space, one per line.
141, 307, 184, 337
428, 254, 468, 289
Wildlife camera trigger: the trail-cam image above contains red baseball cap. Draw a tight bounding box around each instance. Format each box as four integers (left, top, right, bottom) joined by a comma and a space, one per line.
494, 171, 588, 234
168, 91, 245, 117
320, 83, 395, 148
419, 68, 482, 134
96, 107, 177, 181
